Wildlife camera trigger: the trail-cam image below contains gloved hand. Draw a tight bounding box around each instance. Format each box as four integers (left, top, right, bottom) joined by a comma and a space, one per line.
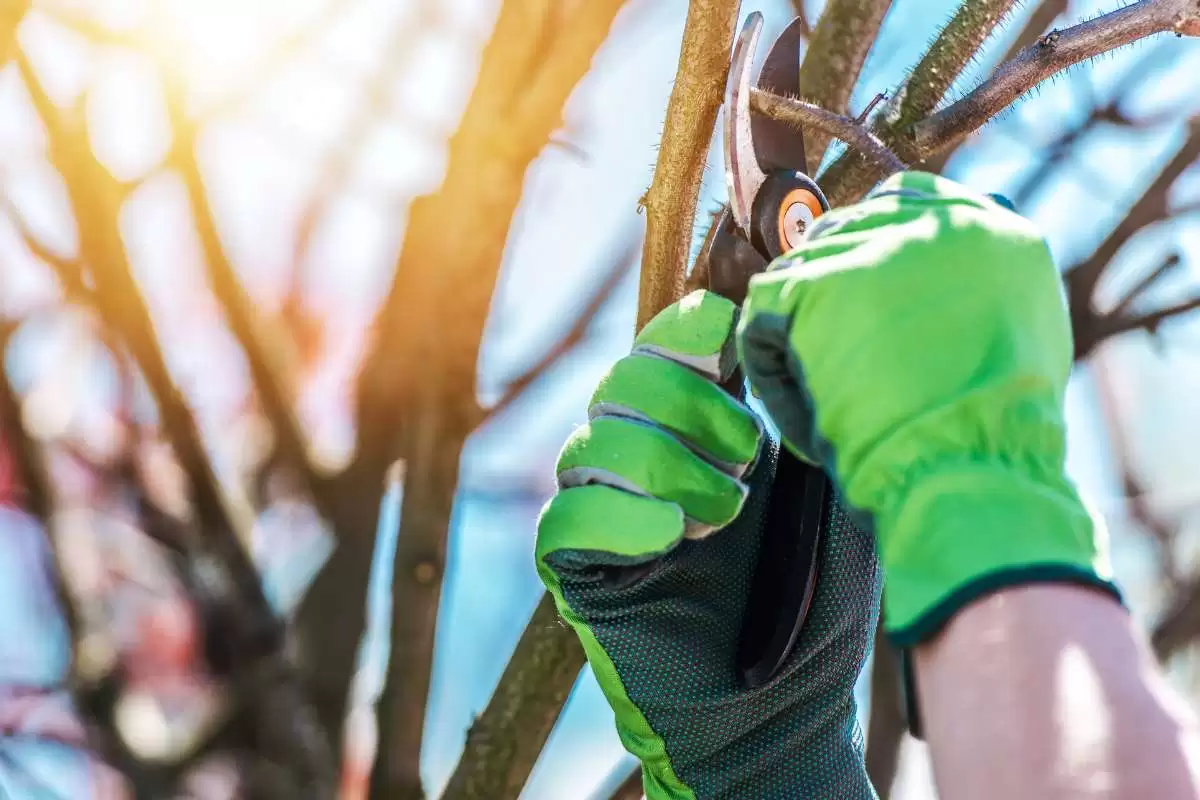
535, 290, 881, 799
737, 170, 1120, 646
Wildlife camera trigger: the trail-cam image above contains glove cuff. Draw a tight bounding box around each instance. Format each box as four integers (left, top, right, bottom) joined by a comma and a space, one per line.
879, 461, 1123, 647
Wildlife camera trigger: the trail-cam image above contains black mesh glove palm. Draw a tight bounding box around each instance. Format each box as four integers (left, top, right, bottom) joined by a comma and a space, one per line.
535, 291, 882, 799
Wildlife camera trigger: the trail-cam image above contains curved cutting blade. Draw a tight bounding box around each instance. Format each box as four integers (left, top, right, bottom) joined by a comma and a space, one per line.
751, 16, 808, 175
723, 12, 766, 233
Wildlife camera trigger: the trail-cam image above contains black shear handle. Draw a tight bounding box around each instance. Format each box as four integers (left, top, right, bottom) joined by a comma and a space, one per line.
704, 209, 830, 690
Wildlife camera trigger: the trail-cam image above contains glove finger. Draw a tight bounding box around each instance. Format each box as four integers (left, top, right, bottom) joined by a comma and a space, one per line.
590, 354, 762, 472
632, 289, 740, 383
535, 485, 683, 574
557, 417, 749, 535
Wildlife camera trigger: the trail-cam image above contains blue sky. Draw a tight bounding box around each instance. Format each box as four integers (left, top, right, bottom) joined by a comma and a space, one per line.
2, 0, 1199, 797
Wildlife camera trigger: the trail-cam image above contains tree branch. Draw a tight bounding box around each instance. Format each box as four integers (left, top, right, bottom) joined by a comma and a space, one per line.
1110, 252, 1183, 318
913, 0, 1200, 157
439, 594, 587, 799
484, 229, 640, 423
338, 4, 629, 796
795, 0, 894, 171
1066, 118, 1200, 359
637, 0, 740, 329
918, 0, 1071, 177
161, 89, 338, 529
0, 193, 90, 302
17, 51, 335, 796
749, 88, 906, 174
820, 0, 1021, 204
1103, 293, 1200, 340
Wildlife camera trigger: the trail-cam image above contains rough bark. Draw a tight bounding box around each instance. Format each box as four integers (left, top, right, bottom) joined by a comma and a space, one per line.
818, 0, 1200, 204
796, 0, 894, 171
440, 595, 587, 799
638, 0, 741, 328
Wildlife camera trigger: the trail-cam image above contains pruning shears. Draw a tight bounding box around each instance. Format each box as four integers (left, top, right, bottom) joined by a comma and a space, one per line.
699, 12, 835, 689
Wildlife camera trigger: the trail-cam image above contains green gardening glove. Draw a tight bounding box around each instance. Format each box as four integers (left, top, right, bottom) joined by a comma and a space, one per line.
737, 170, 1121, 647
536, 290, 881, 799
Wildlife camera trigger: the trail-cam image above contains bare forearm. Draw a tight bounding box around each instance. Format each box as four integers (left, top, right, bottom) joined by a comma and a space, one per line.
915, 584, 1200, 799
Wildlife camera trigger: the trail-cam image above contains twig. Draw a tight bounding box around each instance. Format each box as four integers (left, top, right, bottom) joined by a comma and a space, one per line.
0, 193, 90, 302
795, 0, 894, 170
1066, 118, 1200, 359
161, 85, 338, 533
1105, 294, 1200, 340
484, 229, 641, 423
749, 89, 906, 174
637, 0, 740, 329
913, 0, 1200, 157
439, 594, 587, 800
918, 0, 1071, 176
820, 0, 1021, 204
1110, 252, 1183, 318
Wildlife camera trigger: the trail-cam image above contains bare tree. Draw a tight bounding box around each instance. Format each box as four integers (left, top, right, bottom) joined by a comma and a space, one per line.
1, 1, 1198, 799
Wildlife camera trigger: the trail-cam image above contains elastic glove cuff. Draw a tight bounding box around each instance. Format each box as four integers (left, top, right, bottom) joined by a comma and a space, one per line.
880, 461, 1123, 647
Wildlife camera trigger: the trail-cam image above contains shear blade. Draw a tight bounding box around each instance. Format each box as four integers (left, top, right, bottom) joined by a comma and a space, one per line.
723, 11, 766, 234
751, 16, 808, 175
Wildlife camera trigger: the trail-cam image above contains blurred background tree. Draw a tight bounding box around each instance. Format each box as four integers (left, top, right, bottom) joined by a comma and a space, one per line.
0, 0, 1198, 798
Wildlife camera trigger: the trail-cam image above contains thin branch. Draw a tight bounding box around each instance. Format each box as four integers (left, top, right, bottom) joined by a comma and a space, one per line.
0, 193, 90, 302
1110, 252, 1182, 318
914, 0, 1200, 157
919, 0, 1071, 177
1066, 119, 1200, 359
795, 0, 894, 170
484, 230, 641, 423
1106, 294, 1200, 339
749, 88, 906, 174
637, 0, 740, 329
161, 87, 338, 531
820, 0, 1021, 204
439, 594, 587, 800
